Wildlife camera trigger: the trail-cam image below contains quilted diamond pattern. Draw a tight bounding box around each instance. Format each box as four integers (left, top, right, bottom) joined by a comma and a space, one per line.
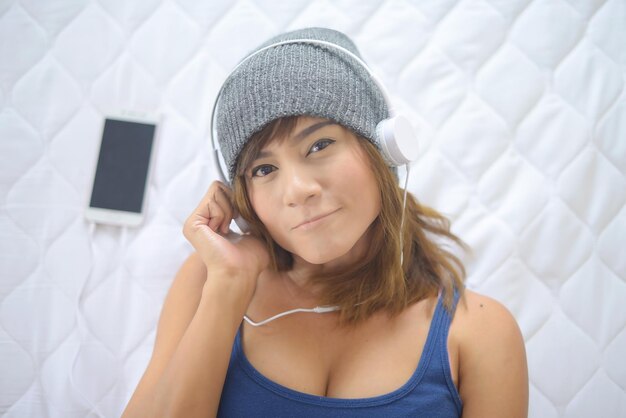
437, 96, 510, 181
526, 311, 599, 406
398, 45, 466, 128
91, 56, 161, 113
596, 100, 626, 175
510, 0, 585, 69
564, 371, 626, 417
0, 213, 39, 300
555, 39, 623, 120
0, 6, 47, 90
597, 207, 626, 279
605, 328, 626, 390
475, 44, 544, 126
1, 1, 625, 417
558, 149, 626, 232
477, 149, 550, 235
516, 94, 588, 178
130, 2, 202, 84
0, 111, 43, 197
433, 0, 507, 74
53, 5, 124, 85
12, 60, 82, 135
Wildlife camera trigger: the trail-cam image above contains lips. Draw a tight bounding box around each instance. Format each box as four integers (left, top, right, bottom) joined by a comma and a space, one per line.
293, 209, 340, 230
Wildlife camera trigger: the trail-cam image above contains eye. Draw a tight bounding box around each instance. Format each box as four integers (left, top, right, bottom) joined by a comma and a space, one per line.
250, 164, 276, 178
307, 138, 335, 155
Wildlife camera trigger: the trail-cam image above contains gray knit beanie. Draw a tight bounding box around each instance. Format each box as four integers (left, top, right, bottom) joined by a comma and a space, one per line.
215, 27, 390, 183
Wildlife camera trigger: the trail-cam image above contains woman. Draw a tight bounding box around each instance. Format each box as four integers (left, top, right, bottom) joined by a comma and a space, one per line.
122, 28, 528, 417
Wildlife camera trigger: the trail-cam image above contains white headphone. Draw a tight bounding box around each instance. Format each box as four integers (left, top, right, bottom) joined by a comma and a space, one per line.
208, 38, 417, 324
209, 38, 419, 233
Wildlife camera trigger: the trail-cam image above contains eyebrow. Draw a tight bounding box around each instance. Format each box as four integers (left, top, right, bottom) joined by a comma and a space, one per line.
254, 120, 338, 160
293, 120, 337, 141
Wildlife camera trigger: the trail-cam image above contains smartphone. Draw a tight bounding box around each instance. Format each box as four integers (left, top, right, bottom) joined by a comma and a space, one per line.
84, 114, 158, 227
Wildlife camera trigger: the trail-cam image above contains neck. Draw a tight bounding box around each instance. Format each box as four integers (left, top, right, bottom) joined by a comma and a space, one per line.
284, 222, 375, 299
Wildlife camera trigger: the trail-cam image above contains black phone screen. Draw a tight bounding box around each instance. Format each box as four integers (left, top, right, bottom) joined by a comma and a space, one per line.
89, 118, 156, 213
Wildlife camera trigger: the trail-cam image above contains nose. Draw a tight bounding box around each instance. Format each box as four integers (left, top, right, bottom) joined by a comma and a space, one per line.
281, 164, 321, 207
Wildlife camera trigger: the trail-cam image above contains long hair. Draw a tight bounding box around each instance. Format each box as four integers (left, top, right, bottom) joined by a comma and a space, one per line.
232, 116, 468, 325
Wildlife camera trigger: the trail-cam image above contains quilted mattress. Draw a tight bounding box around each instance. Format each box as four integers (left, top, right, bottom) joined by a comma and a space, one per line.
1, 0, 625, 417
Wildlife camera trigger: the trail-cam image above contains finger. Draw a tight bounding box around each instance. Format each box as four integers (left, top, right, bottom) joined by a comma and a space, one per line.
200, 182, 225, 214
192, 195, 211, 223
214, 186, 233, 217
216, 182, 239, 221
191, 181, 231, 233
184, 183, 226, 243
199, 181, 223, 207
215, 181, 233, 198
206, 197, 224, 232
214, 187, 234, 234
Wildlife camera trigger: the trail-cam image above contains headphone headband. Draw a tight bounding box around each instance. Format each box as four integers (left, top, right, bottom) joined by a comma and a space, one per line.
210, 37, 418, 185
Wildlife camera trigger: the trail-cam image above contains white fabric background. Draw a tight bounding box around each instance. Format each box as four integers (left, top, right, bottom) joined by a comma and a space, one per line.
1, 0, 625, 417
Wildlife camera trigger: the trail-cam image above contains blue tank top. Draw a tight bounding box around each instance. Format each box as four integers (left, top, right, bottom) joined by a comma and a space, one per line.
217, 289, 462, 417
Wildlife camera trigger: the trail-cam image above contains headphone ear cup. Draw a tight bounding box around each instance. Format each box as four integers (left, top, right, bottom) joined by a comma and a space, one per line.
376, 115, 419, 166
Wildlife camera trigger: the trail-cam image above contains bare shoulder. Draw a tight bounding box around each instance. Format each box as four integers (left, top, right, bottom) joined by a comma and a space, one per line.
452, 288, 526, 360
453, 289, 521, 337
451, 289, 529, 418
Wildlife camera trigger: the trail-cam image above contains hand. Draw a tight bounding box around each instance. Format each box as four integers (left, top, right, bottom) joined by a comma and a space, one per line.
182, 181, 270, 293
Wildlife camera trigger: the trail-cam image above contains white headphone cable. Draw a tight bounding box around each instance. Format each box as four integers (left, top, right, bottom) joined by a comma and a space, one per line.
243, 305, 340, 327
400, 163, 411, 267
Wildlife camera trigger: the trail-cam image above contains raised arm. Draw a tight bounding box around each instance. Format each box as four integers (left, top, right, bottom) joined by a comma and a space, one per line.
121, 181, 269, 418
455, 290, 529, 418
120, 251, 246, 417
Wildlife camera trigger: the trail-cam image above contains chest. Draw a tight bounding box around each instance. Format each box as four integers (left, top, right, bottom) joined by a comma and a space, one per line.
239, 304, 458, 399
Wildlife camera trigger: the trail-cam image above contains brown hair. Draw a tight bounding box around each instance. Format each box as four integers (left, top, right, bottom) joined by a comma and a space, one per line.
232, 116, 468, 325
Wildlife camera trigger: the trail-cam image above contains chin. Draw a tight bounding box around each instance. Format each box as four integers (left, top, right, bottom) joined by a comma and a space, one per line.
293, 239, 360, 266
298, 251, 335, 265
274, 221, 376, 267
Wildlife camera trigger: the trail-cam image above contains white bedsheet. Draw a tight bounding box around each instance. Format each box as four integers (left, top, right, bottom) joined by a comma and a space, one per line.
1, 1, 625, 417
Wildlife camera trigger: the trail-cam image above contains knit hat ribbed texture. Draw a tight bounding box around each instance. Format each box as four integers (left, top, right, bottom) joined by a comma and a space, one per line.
215, 27, 390, 182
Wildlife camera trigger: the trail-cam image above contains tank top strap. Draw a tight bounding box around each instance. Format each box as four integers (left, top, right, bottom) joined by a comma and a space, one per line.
429, 286, 460, 352
420, 286, 463, 412
419, 286, 460, 371
440, 286, 461, 319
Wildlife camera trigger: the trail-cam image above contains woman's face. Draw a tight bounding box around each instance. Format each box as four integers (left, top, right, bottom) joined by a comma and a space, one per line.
245, 116, 381, 266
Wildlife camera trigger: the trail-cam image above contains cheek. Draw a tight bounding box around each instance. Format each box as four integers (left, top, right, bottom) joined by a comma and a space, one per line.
249, 190, 289, 242
249, 191, 272, 226
337, 156, 381, 213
